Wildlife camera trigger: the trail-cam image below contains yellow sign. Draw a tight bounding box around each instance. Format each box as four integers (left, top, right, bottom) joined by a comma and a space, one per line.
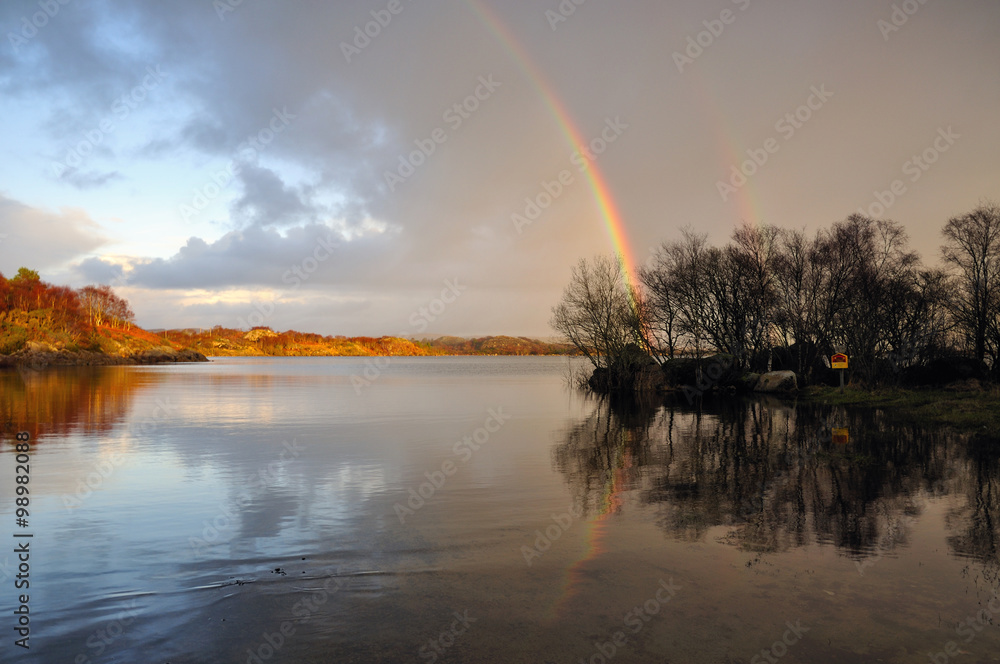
832, 428, 849, 445
831, 353, 848, 370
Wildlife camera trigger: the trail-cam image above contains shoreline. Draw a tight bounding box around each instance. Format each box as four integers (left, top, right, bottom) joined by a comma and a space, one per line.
0, 347, 209, 368
798, 384, 1000, 434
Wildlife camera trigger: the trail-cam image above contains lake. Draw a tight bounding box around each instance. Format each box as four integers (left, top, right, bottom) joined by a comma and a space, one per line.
1, 357, 999, 663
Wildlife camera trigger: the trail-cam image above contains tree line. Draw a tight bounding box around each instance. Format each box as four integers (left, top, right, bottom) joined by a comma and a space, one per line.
552, 201, 1000, 386
0, 267, 135, 334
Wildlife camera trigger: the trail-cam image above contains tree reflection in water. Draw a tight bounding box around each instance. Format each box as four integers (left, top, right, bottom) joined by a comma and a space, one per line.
552, 393, 1000, 579
0, 365, 157, 442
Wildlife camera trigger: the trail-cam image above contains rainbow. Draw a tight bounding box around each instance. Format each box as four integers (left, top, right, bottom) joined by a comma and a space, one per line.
684, 73, 765, 228
464, 1, 642, 293
545, 441, 631, 622
461, 2, 643, 620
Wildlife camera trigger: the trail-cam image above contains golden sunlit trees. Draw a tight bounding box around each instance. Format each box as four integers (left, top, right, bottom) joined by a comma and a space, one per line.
79, 285, 135, 330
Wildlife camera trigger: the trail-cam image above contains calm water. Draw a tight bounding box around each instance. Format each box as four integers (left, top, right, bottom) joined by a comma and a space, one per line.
1, 357, 999, 663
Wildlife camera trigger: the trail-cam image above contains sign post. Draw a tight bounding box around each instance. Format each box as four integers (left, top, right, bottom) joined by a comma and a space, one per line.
831, 353, 848, 391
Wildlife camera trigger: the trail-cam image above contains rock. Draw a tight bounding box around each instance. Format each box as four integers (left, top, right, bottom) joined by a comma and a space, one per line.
633, 364, 667, 392
754, 370, 798, 393
245, 328, 278, 342
587, 345, 666, 393
662, 354, 740, 391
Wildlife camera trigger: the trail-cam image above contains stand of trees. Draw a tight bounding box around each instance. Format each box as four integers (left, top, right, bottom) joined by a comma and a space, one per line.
552, 202, 1000, 387
0, 268, 135, 351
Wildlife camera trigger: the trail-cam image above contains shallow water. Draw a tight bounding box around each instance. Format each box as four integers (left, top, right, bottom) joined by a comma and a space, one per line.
1, 357, 998, 663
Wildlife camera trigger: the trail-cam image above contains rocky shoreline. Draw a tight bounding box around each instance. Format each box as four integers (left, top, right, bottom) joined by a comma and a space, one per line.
0, 346, 209, 368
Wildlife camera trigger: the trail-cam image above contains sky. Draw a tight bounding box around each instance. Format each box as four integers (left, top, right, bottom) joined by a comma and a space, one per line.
0, 0, 998, 337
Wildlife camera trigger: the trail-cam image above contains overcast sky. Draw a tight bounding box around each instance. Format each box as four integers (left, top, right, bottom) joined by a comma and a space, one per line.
1, 0, 997, 337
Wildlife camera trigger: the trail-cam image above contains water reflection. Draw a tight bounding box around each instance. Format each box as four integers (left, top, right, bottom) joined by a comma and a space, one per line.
4, 358, 999, 662
0, 365, 160, 442
553, 393, 1000, 567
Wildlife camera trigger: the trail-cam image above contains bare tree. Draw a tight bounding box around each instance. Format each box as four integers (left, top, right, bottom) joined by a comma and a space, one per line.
666, 229, 713, 359
79, 285, 136, 330
551, 255, 638, 372
639, 242, 683, 361
941, 201, 1000, 366
773, 227, 827, 378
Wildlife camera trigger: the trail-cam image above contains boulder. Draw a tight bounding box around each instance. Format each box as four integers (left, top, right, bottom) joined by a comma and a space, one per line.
662, 354, 741, 391
754, 370, 798, 393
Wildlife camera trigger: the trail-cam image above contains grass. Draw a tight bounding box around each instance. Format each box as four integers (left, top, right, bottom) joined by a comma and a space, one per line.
800, 384, 1000, 433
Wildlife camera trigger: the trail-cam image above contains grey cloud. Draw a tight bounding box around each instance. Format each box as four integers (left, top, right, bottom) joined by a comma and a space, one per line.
72, 257, 126, 285
0, 195, 107, 274
58, 168, 123, 190
125, 222, 391, 290
230, 164, 317, 228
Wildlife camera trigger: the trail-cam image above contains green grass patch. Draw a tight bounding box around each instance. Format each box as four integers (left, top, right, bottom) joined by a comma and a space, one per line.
801, 385, 1000, 432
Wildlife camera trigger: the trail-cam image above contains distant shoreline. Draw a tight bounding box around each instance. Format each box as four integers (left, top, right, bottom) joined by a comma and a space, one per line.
0, 346, 208, 368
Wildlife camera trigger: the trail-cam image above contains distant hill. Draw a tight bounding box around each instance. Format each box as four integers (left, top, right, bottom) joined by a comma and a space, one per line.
1, 266, 578, 365
163, 327, 443, 357
163, 328, 580, 357
423, 335, 578, 355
